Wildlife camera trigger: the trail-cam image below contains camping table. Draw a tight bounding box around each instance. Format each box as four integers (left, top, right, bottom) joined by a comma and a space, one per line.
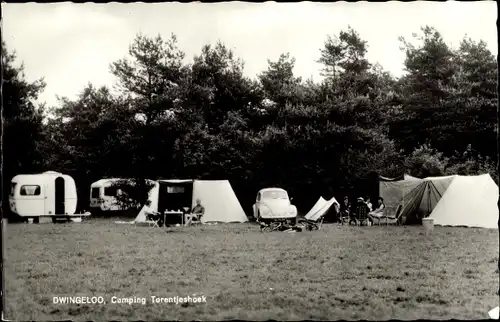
163, 211, 184, 226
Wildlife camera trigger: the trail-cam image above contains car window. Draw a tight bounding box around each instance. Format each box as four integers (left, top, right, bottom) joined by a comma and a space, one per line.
262, 190, 287, 199
256, 192, 261, 201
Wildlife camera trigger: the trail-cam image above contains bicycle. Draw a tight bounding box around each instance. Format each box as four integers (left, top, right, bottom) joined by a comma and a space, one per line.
260, 221, 289, 232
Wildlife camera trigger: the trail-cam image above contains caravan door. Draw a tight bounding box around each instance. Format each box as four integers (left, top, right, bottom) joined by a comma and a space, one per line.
55, 177, 66, 215
44, 182, 54, 216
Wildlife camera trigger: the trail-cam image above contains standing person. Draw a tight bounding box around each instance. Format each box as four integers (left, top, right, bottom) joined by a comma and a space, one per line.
339, 196, 351, 225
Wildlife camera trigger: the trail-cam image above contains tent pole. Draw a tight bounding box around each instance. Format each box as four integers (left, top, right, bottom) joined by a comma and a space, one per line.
427, 185, 431, 218
400, 183, 405, 226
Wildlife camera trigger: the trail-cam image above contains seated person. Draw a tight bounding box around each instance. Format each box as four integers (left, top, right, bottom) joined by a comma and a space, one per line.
144, 200, 164, 227
349, 197, 365, 225
356, 198, 370, 225
185, 199, 205, 224
192, 199, 205, 215
365, 197, 373, 212
368, 197, 386, 219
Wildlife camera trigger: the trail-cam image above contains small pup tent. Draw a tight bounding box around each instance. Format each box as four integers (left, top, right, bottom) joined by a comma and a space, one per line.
134, 179, 248, 224
305, 197, 328, 219
9, 171, 77, 217
305, 197, 340, 221
90, 178, 128, 211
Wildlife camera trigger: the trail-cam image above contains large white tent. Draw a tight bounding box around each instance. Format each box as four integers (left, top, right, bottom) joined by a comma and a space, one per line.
429, 174, 499, 228
134, 179, 248, 224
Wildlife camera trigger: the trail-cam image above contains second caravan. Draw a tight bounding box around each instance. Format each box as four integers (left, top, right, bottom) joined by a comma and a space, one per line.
90, 178, 128, 212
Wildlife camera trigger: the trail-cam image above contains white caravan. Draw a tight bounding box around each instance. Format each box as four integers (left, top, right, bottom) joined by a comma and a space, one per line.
9, 171, 78, 221
90, 178, 127, 211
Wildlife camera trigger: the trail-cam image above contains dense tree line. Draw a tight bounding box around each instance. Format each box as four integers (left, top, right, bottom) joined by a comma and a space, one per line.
3, 26, 498, 216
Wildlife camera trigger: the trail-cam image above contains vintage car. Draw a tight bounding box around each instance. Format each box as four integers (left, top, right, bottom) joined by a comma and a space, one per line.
253, 187, 297, 224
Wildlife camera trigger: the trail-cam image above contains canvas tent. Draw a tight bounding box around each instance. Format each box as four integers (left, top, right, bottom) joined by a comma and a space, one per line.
305, 197, 340, 221
379, 175, 456, 223
429, 174, 498, 228
380, 173, 498, 228
134, 179, 248, 224
305, 197, 328, 219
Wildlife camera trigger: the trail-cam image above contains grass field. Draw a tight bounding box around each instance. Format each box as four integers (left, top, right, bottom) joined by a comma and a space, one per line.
3, 218, 499, 320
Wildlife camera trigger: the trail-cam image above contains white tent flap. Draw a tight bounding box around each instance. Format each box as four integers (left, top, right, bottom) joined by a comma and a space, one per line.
133, 182, 160, 223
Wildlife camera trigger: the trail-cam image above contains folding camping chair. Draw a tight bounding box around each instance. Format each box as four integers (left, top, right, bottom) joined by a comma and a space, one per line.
367, 205, 403, 226
351, 203, 370, 226
299, 206, 332, 231
145, 212, 161, 228
184, 213, 203, 226
338, 209, 350, 225
299, 216, 324, 231
384, 204, 403, 226
369, 211, 385, 226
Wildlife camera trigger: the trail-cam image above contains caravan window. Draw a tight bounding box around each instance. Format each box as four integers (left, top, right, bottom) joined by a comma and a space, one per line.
20, 185, 41, 196
104, 186, 119, 197
91, 188, 100, 198
10, 183, 17, 197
